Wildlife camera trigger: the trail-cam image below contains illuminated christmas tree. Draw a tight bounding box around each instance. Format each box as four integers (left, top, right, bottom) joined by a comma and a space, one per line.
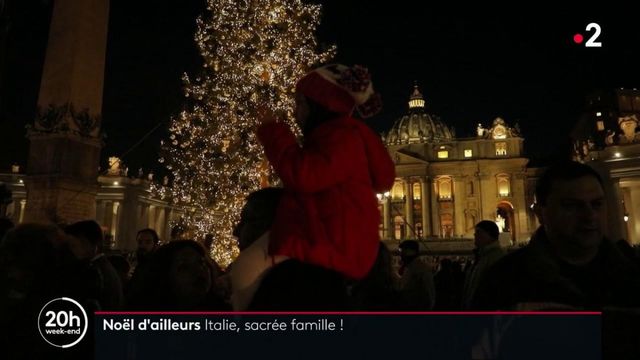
159, 0, 334, 266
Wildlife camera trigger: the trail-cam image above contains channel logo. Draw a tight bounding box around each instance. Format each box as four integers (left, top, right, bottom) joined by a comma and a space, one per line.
37, 297, 88, 348
573, 22, 602, 47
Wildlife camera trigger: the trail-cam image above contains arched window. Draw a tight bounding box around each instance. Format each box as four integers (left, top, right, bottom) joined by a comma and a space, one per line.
391, 181, 404, 200
496, 174, 510, 197
413, 182, 421, 200
437, 177, 452, 200
495, 142, 507, 156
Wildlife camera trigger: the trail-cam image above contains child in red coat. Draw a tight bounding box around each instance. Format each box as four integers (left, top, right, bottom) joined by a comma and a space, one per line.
231, 64, 395, 310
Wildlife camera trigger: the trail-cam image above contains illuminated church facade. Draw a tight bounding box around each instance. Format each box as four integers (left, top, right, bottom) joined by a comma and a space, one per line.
379, 86, 535, 251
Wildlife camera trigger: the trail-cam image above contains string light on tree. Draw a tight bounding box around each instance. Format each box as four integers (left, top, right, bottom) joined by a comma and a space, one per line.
157, 0, 334, 267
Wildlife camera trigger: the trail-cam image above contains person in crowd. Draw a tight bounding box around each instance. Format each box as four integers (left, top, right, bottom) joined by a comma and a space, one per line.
0, 224, 66, 311
434, 258, 464, 310
126, 240, 228, 310
228, 187, 283, 309
127, 228, 162, 298
170, 224, 185, 242
616, 238, 640, 270
106, 253, 131, 289
64, 220, 123, 310
135, 228, 160, 267
461, 220, 506, 309
349, 242, 401, 310
397, 240, 436, 310
230, 188, 350, 311
473, 161, 640, 310
247, 259, 349, 311
0, 224, 91, 358
231, 63, 395, 311
200, 233, 224, 282
0, 217, 14, 240
232, 187, 283, 251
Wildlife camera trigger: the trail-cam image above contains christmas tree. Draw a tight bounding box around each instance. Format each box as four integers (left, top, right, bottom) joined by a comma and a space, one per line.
159, 0, 334, 267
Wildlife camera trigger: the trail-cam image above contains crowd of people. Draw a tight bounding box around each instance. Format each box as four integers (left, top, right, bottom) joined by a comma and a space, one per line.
2, 64, 640, 358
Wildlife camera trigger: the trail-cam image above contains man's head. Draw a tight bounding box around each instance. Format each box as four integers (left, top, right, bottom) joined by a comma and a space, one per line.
170, 225, 185, 241
474, 220, 500, 248
64, 220, 103, 259
233, 187, 282, 250
233, 187, 283, 251
1, 224, 65, 302
398, 240, 420, 265
136, 228, 159, 255
534, 161, 606, 254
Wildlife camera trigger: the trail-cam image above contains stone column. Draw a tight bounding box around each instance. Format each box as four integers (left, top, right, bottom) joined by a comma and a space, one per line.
138, 204, 149, 231
431, 180, 440, 237
156, 207, 167, 240
453, 177, 465, 237
382, 197, 391, 240
148, 205, 156, 229
404, 179, 414, 238
513, 172, 529, 243
111, 200, 120, 243
420, 177, 430, 237
627, 186, 640, 244
118, 187, 139, 251
477, 172, 491, 221
19, 199, 26, 224
103, 201, 113, 231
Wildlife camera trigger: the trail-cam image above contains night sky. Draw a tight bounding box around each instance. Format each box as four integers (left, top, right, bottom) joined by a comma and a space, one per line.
2, 1, 640, 174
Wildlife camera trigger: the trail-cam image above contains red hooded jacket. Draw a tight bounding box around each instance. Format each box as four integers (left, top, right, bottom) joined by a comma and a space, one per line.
257, 116, 395, 279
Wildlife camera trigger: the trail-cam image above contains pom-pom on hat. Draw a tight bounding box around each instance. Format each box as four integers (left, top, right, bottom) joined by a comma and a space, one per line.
295, 64, 383, 118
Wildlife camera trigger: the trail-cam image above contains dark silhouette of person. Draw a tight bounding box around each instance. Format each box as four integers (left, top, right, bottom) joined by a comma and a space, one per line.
461, 220, 505, 309
434, 258, 464, 310
135, 228, 160, 267
0, 216, 14, 240
232, 187, 282, 251
106, 254, 130, 289
350, 242, 401, 310
247, 259, 349, 311
397, 240, 435, 310
126, 240, 228, 310
0, 224, 91, 358
65, 220, 123, 310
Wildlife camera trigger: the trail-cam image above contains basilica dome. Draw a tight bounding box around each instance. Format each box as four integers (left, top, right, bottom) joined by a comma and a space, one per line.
385, 85, 454, 145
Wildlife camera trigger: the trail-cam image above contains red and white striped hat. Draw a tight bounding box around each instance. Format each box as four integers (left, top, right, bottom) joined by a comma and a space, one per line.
295, 64, 383, 118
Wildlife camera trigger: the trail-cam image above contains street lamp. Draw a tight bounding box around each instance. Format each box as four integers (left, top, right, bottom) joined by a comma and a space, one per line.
376, 191, 391, 201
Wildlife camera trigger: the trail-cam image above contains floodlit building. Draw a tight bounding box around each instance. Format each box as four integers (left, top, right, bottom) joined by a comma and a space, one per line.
380, 86, 534, 254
